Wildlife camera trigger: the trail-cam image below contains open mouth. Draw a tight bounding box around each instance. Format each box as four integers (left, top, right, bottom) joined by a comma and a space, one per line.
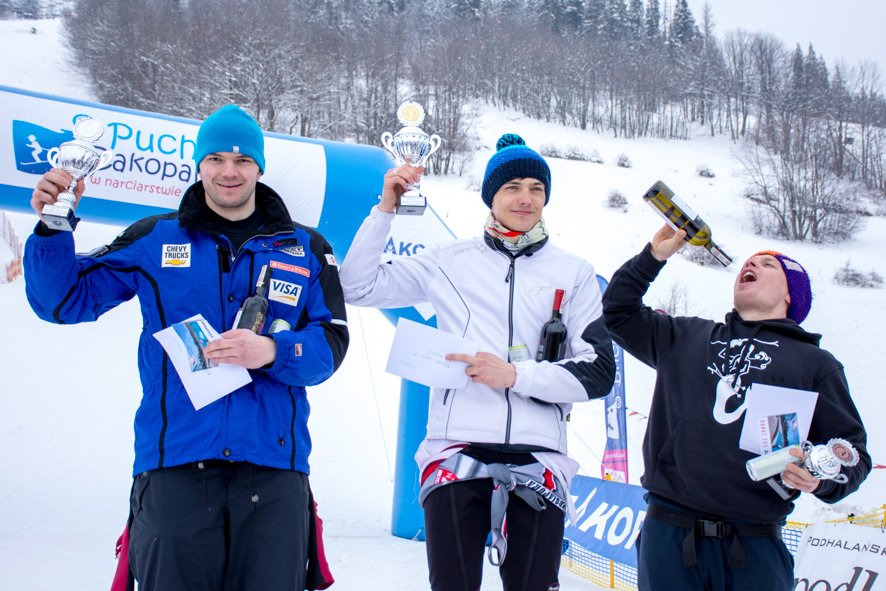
740, 270, 757, 284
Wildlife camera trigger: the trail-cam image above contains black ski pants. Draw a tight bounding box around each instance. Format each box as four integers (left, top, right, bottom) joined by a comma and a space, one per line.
128, 461, 310, 591
423, 478, 564, 591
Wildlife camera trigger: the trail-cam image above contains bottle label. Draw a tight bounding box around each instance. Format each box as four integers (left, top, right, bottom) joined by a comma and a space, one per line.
666, 192, 698, 221
508, 345, 532, 363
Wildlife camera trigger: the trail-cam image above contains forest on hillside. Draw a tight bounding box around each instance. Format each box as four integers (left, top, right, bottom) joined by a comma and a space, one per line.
6, 0, 886, 242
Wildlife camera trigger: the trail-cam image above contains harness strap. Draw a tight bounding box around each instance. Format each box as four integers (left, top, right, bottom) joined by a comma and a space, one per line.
645, 503, 782, 569
419, 453, 566, 567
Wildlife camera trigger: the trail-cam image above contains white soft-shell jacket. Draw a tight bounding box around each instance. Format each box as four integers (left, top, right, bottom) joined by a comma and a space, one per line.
340, 207, 615, 454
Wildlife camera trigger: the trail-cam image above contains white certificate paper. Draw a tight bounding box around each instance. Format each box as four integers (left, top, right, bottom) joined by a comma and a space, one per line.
385, 318, 479, 389
153, 314, 253, 410
738, 383, 818, 455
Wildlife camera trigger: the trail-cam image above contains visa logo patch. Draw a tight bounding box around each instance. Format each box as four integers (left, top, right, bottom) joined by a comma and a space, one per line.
270, 260, 310, 277
269, 279, 302, 307
12, 120, 74, 175
162, 243, 191, 268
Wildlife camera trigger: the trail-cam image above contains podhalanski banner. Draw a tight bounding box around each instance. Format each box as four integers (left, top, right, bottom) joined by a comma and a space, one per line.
794, 522, 886, 590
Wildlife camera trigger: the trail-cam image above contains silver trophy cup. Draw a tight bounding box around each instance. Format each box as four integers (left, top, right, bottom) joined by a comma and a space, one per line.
43, 116, 114, 231
746, 438, 859, 484
380, 102, 442, 216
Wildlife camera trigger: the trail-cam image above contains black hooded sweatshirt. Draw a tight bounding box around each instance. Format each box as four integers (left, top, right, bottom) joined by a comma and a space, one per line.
602, 244, 870, 523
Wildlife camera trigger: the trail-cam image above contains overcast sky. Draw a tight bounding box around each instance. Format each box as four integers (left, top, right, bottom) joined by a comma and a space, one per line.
684, 0, 884, 68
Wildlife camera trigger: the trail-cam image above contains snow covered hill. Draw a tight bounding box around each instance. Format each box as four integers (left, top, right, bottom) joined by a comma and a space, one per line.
1, 17, 883, 591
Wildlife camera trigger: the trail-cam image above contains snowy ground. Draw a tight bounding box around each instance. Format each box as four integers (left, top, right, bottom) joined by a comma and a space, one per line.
1, 17, 884, 591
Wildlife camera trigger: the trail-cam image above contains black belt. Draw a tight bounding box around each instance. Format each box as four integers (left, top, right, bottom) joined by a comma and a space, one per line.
645, 503, 782, 568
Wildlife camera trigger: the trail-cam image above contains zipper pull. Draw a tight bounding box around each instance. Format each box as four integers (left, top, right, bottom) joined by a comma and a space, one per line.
505, 260, 515, 283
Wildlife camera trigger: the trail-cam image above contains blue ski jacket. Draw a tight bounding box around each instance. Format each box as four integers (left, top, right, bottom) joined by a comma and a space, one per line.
24, 182, 349, 476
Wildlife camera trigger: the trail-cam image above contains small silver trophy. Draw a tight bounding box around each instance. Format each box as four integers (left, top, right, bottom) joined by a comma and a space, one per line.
43, 116, 114, 231
746, 438, 859, 484
801, 438, 860, 483
380, 102, 442, 216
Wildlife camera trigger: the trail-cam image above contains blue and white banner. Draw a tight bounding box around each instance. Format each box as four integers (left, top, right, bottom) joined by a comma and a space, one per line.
596, 275, 629, 483
0, 85, 415, 259
566, 475, 647, 568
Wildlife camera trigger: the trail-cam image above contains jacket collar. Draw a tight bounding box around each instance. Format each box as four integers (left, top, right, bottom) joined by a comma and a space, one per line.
176, 181, 295, 236
483, 232, 548, 258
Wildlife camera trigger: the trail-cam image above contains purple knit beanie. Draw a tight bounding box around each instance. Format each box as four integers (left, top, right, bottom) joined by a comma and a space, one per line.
752, 251, 812, 324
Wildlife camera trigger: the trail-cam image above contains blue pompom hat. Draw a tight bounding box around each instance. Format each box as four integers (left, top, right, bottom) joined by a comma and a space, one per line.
481, 134, 551, 208
194, 105, 266, 173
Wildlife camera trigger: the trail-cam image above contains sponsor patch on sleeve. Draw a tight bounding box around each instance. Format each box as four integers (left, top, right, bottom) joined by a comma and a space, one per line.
270, 260, 310, 277
162, 244, 191, 268
325, 253, 337, 267
294, 343, 303, 357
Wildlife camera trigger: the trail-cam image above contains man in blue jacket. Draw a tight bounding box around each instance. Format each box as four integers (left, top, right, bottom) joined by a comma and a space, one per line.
25, 105, 348, 591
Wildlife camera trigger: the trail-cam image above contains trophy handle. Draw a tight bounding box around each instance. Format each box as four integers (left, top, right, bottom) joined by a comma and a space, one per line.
832, 473, 849, 484
95, 149, 114, 171
380, 132, 397, 159
427, 134, 442, 158
47, 147, 59, 169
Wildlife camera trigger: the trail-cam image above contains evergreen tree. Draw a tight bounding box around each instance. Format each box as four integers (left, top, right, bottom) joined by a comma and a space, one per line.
582, 0, 607, 38
668, 0, 698, 49
603, 0, 628, 44
627, 0, 643, 41
644, 0, 660, 41
451, 0, 482, 20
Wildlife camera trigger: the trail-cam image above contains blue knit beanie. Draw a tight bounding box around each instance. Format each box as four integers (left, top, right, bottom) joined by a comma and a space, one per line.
481, 134, 551, 208
195, 105, 265, 173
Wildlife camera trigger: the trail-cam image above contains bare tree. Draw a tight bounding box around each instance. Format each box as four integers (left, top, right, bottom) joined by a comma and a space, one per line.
737, 128, 866, 243
61, 0, 885, 184
722, 29, 753, 140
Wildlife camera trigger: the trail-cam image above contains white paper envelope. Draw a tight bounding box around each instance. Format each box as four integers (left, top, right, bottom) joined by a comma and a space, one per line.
738, 383, 818, 454
153, 314, 253, 410
385, 318, 479, 389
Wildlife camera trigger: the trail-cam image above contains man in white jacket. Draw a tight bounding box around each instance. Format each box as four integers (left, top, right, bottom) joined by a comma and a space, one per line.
340, 134, 615, 591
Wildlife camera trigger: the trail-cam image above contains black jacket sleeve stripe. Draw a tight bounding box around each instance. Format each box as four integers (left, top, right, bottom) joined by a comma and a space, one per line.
561, 316, 617, 399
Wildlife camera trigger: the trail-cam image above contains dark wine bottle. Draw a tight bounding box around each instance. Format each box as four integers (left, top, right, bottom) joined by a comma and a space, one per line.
234, 265, 273, 333
536, 289, 567, 362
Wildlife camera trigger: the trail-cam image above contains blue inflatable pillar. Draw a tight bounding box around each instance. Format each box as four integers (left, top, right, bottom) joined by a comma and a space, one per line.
390, 378, 430, 540
382, 307, 437, 540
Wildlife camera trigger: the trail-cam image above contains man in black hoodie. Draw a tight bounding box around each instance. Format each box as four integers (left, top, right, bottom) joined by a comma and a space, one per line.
602, 224, 870, 591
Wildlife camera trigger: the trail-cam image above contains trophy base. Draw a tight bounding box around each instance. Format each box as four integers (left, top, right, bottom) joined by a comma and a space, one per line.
396, 193, 427, 216
41, 204, 80, 232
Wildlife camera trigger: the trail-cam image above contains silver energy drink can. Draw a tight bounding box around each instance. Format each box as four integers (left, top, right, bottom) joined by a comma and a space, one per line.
268, 319, 292, 334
